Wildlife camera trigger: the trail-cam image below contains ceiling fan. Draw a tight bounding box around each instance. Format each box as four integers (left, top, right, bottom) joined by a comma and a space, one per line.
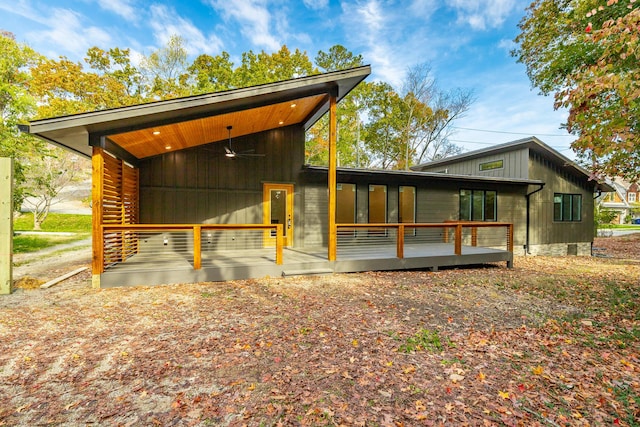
223, 125, 264, 159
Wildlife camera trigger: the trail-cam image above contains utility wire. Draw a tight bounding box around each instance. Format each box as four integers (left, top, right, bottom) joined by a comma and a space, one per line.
448, 138, 573, 152
451, 126, 571, 137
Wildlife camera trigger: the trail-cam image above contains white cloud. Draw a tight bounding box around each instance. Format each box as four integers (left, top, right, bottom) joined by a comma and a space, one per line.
497, 38, 516, 52
207, 0, 281, 52
31, 8, 112, 57
303, 0, 329, 10
340, 0, 411, 88
446, 0, 517, 30
96, 0, 137, 22
148, 4, 224, 55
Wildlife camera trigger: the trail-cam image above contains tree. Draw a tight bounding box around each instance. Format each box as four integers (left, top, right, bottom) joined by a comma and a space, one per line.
397, 63, 471, 169
315, 45, 364, 73
0, 31, 40, 210
85, 46, 145, 103
234, 46, 316, 87
188, 52, 236, 93
513, 0, 640, 180
140, 35, 191, 99
307, 45, 367, 167
21, 146, 88, 230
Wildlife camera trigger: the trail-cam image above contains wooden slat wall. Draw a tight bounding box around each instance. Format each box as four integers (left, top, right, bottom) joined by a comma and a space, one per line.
101, 152, 139, 268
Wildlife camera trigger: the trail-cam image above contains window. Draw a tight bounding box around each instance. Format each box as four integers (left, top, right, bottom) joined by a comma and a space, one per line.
479, 159, 503, 171
629, 192, 637, 203
459, 190, 497, 221
336, 183, 356, 224
398, 186, 416, 223
554, 193, 582, 222
368, 185, 387, 223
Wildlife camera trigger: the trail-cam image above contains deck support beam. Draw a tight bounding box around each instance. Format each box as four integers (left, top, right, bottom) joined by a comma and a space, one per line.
193, 226, 201, 269
91, 145, 105, 288
328, 92, 338, 261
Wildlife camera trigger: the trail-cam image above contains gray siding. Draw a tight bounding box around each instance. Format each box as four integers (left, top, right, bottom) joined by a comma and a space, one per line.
418, 148, 530, 179
139, 126, 304, 226
528, 152, 595, 246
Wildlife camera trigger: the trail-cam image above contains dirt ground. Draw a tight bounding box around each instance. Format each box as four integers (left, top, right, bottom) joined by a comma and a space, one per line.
1, 234, 639, 426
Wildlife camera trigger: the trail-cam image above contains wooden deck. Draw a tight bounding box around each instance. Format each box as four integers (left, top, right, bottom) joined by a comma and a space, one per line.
100, 243, 513, 287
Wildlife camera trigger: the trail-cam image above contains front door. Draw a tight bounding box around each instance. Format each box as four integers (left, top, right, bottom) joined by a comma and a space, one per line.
263, 183, 294, 247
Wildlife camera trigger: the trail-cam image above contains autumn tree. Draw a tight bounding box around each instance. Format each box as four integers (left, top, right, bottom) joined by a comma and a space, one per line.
513, 0, 640, 180
0, 31, 41, 210
306, 45, 367, 166
85, 46, 145, 103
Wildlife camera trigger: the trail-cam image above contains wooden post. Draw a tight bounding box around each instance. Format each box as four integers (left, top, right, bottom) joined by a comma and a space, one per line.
0, 158, 13, 295
454, 224, 462, 255
471, 227, 478, 246
397, 224, 404, 259
443, 226, 449, 243
275, 224, 283, 265
91, 146, 104, 288
328, 93, 338, 261
193, 225, 201, 269
507, 224, 514, 253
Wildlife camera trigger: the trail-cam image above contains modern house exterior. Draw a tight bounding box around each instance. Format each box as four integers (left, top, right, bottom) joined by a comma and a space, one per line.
411, 137, 611, 256
21, 67, 609, 287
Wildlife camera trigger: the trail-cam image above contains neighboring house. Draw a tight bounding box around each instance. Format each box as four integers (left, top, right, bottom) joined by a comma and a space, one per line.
598, 179, 640, 224
21, 67, 610, 288
411, 137, 612, 256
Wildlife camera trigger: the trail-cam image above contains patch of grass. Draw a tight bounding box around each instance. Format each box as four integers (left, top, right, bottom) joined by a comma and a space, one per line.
13, 233, 90, 253
613, 383, 640, 427
13, 212, 91, 232
399, 328, 445, 353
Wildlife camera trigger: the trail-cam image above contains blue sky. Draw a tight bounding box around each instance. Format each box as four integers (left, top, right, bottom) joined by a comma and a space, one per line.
0, 0, 576, 157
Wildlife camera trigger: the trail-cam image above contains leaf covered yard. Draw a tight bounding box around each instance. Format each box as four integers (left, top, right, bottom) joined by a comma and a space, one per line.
1, 235, 639, 426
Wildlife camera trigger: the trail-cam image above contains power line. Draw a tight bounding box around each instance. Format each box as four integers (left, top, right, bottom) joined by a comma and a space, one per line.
448, 138, 572, 152
451, 126, 571, 137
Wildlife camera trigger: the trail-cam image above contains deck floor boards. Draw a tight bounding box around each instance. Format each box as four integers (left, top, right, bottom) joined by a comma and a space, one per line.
101, 243, 512, 287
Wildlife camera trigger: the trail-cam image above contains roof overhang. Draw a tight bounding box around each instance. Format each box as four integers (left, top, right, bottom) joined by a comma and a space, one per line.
304, 165, 545, 187
21, 66, 371, 161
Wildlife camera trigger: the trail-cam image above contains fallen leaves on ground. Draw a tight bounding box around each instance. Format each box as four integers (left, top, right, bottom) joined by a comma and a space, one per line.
0, 234, 639, 426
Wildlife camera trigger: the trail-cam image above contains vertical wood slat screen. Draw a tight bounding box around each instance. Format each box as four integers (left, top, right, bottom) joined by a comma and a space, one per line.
102, 152, 139, 268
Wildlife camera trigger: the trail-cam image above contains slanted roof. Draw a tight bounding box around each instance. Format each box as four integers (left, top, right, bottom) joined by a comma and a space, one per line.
21, 66, 371, 161
411, 136, 613, 192
304, 165, 545, 186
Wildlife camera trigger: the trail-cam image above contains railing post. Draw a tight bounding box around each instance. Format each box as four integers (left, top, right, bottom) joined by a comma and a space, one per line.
193, 225, 201, 270
507, 224, 514, 253
443, 226, 449, 243
471, 226, 478, 247
454, 224, 462, 255
397, 224, 404, 259
275, 224, 283, 265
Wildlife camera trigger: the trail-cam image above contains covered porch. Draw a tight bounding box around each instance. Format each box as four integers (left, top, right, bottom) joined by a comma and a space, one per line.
97, 221, 513, 287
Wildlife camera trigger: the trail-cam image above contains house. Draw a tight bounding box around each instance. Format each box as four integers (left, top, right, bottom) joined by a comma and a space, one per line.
411, 137, 613, 256
598, 179, 640, 224
21, 67, 609, 287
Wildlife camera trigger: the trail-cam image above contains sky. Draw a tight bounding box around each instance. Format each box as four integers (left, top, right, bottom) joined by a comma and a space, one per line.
0, 0, 577, 158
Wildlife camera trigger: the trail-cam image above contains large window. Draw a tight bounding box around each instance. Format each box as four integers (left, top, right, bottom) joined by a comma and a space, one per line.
399, 186, 416, 223
460, 189, 497, 221
368, 185, 387, 223
554, 193, 582, 222
336, 183, 356, 224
